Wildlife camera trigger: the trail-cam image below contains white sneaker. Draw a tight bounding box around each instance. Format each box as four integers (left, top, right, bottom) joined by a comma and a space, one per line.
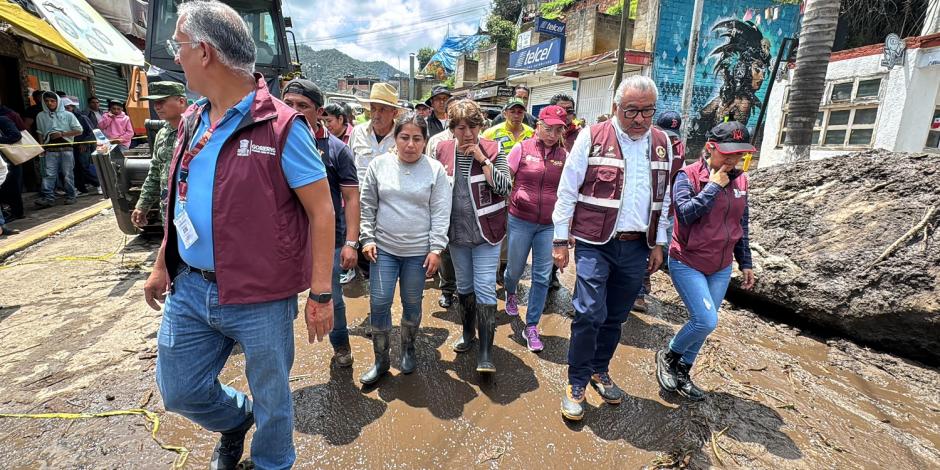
339, 269, 356, 284
96, 187, 103, 195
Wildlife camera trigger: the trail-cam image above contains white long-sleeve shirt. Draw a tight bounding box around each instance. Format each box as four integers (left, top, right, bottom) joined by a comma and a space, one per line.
553, 119, 672, 244
351, 121, 396, 181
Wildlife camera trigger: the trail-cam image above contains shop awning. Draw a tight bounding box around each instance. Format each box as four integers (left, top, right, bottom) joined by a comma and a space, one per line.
0, 1, 88, 62
31, 0, 144, 66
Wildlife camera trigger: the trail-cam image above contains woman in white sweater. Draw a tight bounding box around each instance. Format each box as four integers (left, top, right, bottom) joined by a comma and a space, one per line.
358, 114, 453, 385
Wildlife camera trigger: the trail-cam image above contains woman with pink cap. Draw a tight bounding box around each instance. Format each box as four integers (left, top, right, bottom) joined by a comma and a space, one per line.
502, 105, 570, 351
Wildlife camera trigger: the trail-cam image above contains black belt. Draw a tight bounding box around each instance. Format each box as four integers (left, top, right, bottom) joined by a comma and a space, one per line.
185, 264, 217, 282
614, 231, 644, 241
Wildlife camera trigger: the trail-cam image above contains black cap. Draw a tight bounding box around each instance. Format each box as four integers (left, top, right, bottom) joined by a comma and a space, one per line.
283, 78, 324, 108
424, 85, 452, 106
656, 111, 681, 138
706, 121, 756, 154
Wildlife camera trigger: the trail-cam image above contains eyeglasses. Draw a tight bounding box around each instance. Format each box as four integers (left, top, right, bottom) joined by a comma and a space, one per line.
618, 105, 656, 119
166, 39, 197, 57
562, 107, 575, 115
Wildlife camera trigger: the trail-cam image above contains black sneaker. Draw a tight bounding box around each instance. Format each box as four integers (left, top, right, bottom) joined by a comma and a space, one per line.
332, 345, 353, 368
210, 413, 254, 470
438, 293, 454, 309
34, 198, 54, 208
590, 372, 624, 404
676, 362, 706, 401
561, 384, 586, 421
656, 348, 681, 392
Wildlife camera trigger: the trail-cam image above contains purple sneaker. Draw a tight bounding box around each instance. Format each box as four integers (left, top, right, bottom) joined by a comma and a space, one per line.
524, 325, 543, 352
505, 293, 519, 316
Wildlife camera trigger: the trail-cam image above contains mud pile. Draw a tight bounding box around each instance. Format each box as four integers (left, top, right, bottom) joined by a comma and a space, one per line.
737, 150, 940, 364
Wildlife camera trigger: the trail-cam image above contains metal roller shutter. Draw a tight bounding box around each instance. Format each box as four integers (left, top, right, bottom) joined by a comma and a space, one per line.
577, 71, 640, 125
91, 62, 129, 105
528, 79, 578, 115
26, 67, 89, 106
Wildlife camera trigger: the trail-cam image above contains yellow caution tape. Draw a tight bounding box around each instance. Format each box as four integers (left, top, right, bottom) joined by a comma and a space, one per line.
0, 408, 190, 468
5, 135, 149, 149
0, 235, 127, 270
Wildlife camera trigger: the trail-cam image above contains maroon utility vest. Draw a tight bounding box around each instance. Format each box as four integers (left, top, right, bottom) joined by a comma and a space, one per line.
161, 73, 313, 305
509, 137, 567, 225
436, 138, 507, 244
670, 159, 749, 275
570, 121, 680, 247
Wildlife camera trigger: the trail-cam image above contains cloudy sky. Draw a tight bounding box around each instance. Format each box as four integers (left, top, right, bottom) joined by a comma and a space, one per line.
282, 0, 490, 70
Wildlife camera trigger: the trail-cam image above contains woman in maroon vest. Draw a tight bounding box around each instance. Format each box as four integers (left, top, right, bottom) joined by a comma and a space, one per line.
502, 105, 569, 352
656, 121, 756, 401
435, 99, 512, 373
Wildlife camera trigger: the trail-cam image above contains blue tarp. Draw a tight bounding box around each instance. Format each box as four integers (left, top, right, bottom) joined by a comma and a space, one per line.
421, 34, 486, 80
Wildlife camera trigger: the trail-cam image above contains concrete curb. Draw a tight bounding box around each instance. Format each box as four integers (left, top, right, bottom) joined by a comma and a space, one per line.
0, 200, 113, 262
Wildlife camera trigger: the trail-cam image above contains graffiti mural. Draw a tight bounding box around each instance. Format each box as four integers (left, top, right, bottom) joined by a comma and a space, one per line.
651, 0, 801, 153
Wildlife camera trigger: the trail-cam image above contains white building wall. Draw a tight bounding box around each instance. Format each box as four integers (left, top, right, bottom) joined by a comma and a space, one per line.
760, 45, 940, 167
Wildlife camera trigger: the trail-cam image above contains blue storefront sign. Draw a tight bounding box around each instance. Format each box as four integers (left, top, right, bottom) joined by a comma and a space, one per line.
535, 17, 566, 36
509, 37, 565, 71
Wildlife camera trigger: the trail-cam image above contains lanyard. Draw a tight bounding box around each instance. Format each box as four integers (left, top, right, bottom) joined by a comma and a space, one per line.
178, 113, 224, 203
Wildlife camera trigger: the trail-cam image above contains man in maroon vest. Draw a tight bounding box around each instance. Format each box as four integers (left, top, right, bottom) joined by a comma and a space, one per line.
141, 2, 335, 468
552, 75, 682, 421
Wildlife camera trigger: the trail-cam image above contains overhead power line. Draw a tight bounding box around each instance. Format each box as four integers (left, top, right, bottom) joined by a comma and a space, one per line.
295, 2, 489, 45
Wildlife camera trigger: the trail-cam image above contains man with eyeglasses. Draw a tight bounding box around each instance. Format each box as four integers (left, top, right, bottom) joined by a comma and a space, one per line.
146, 2, 335, 468
552, 75, 683, 421
549, 94, 582, 151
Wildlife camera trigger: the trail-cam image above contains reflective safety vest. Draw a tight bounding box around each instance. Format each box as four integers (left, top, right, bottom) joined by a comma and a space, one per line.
436, 138, 508, 244
570, 121, 680, 247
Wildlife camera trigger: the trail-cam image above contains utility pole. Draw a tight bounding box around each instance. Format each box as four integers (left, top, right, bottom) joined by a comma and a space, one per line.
409, 53, 416, 101
613, 1, 630, 88
678, 0, 704, 141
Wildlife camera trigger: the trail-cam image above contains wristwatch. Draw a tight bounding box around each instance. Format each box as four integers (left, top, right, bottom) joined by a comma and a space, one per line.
344, 240, 360, 250
430, 249, 442, 255
308, 292, 332, 304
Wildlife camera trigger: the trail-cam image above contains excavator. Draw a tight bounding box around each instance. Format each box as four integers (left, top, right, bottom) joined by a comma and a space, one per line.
94, 0, 300, 234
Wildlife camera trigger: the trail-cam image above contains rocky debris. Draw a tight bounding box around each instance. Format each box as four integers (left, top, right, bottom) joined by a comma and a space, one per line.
737, 150, 940, 364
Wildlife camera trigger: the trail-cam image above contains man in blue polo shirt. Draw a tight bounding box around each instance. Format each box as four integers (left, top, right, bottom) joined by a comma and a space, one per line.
143, 2, 336, 469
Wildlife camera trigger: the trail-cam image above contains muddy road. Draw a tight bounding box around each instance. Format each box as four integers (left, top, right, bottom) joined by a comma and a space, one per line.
0, 213, 938, 468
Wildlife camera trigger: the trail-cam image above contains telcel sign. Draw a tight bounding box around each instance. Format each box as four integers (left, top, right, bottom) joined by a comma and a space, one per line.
509, 37, 565, 71
535, 17, 566, 36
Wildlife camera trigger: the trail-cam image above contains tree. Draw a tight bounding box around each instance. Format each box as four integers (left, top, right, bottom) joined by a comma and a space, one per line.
416, 47, 435, 70
783, 0, 840, 162
491, 0, 524, 22
485, 15, 517, 50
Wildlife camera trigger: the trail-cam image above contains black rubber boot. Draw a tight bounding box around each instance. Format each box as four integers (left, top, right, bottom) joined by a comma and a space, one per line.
676, 361, 706, 401
209, 412, 254, 470
476, 303, 497, 373
359, 330, 390, 385
452, 293, 477, 353
656, 348, 682, 393
400, 322, 419, 374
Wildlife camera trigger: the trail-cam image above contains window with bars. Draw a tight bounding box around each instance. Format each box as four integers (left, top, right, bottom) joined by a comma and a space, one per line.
777, 76, 883, 149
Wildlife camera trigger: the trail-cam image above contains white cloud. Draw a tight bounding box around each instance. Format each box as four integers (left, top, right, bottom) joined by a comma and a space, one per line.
283, 0, 487, 69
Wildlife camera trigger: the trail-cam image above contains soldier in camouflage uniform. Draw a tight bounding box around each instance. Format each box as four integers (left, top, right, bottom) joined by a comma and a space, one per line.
132, 82, 188, 227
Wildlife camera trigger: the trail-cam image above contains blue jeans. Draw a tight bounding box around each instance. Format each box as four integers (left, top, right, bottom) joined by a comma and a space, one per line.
369, 248, 426, 331
450, 242, 501, 305
667, 258, 733, 365
568, 239, 649, 388
503, 214, 553, 325
156, 267, 297, 469
329, 247, 349, 348
40, 150, 76, 200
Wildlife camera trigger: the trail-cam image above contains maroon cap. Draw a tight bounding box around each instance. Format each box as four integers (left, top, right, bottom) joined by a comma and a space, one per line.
539, 105, 567, 126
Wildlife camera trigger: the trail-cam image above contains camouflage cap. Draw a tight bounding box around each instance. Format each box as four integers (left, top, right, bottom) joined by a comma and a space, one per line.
142, 81, 186, 100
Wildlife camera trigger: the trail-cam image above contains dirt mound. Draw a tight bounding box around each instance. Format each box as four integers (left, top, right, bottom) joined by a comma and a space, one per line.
736, 150, 940, 364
